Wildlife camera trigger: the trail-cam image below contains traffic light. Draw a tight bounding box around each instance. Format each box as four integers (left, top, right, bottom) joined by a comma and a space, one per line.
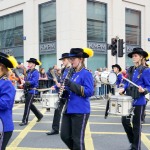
118, 39, 124, 57
111, 38, 117, 56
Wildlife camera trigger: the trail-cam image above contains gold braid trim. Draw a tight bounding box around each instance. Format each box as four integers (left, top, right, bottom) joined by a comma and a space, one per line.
81, 86, 84, 96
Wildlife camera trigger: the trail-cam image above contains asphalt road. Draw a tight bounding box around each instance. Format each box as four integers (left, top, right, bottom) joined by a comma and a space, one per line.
6, 98, 150, 150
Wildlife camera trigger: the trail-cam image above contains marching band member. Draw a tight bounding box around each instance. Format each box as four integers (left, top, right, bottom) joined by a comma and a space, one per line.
46, 53, 71, 135
60, 48, 94, 150
141, 52, 150, 123
19, 58, 43, 126
0, 52, 18, 150
112, 64, 122, 88
119, 48, 150, 150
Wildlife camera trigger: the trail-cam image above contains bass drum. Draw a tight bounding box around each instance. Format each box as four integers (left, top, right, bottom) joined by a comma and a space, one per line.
100, 71, 117, 85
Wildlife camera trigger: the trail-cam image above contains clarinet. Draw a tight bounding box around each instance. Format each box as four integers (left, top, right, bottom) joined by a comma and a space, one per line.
55, 67, 74, 109
58, 67, 74, 99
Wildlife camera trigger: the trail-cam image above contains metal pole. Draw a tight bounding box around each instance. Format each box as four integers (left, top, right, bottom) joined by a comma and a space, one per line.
116, 36, 119, 64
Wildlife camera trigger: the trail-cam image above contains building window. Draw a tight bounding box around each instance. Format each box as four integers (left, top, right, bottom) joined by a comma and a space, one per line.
125, 8, 141, 45
39, 1, 56, 43
87, 1, 107, 42
0, 11, 23, 49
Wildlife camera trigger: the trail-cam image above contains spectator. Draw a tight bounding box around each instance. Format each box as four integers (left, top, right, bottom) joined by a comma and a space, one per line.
39, 68, 48, 80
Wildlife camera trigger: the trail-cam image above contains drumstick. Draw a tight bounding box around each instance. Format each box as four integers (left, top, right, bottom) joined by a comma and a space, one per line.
36, 88, 52, 92
122, 76, 139, 88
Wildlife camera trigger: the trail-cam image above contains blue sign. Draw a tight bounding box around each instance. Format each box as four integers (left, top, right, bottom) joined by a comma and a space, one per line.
148, 38, 150, 41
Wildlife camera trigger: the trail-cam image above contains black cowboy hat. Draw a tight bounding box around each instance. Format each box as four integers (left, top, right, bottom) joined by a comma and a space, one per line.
26, 58, 41, 66
112, 64, 122, 72
59, 53, 70, 60
128, 47, 148, 58
69, 48, 93, 58
0, 52, 18, 68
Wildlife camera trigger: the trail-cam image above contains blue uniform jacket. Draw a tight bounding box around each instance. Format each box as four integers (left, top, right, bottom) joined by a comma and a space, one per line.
25, 69, 39, 94
66, 68, 94, 113
116, 73, 122, 88
124, 67, 150, 106
0, 79, 16, 132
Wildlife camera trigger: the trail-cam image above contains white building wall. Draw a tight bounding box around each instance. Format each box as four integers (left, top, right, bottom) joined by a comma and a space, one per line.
56, 0, 87, 67
0, 0, 150, 70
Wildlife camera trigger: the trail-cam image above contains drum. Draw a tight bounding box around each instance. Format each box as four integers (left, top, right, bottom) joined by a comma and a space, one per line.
41, 93, 58, 109
100, 71, 117, 85
15, 89, 24, 102
109, 95, 133, 116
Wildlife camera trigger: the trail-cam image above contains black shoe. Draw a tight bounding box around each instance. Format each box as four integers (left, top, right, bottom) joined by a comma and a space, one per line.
19, 122, 27, 126
37, 115, 43, 122
46, 130, 59, 135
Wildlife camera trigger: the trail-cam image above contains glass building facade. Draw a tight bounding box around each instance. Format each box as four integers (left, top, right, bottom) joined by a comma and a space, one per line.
0, 11, 23, 62
39, 0, 56, 70
87, 0, 107, 72
125, 8, 141, 67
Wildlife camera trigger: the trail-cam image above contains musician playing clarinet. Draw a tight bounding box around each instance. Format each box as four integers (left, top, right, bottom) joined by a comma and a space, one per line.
0, 52, 18, 150
60, 48, 94, 150
119, 48, 150, 150
46, 53, 71, 135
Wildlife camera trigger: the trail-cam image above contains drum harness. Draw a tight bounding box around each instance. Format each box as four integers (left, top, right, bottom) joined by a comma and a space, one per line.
105, 66, 147, 119
125, 65, 148, 119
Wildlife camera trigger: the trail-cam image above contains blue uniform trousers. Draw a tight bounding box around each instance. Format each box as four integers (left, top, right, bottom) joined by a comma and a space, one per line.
52, 99, 65, 132
121, 106, 143, 150
1, 131, 13, 150
22, 93, 43, 123
60, 113, 89, 150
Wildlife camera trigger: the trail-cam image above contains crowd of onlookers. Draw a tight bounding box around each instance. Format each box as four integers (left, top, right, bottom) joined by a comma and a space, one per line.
8, 62, 62, 91
9, 61, 128, 100
92, 67, 128, 99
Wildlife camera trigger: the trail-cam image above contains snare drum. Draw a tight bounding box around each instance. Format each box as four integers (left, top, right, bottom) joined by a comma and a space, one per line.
41, 93, 58, 109
15, 89, 24, 102
109, 95, 133, 116
100, 71, 117, 85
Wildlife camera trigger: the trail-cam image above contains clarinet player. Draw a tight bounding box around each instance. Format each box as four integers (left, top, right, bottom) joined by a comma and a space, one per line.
119, 48, 150, 150
60, 48, 94, 150
46, 53, 71, 135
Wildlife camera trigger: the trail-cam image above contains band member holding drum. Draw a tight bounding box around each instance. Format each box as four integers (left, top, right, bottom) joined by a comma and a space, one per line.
60, 48, 94, 150
119, 47, 150, 150
0, 52, 18, 150
46, 53, 71, 135
112, 64, 122, 88
19, 58, 43, 126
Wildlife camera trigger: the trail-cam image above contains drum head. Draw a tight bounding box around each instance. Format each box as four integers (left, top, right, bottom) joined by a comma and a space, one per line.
108, 72, 117, 85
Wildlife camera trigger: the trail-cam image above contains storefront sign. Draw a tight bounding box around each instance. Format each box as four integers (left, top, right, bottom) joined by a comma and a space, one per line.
1, 47, 23, 57
40, 42, 56, 54
2, 49, 13, 55
126, 45, 140, 53
87, 42, 107, 54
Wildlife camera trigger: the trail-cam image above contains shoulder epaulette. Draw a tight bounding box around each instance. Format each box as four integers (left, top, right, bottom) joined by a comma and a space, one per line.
85, 68, 91, 72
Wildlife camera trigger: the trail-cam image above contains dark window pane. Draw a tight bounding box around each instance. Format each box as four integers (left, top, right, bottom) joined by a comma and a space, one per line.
87, 1, 107, 42
39, 1, 56, 43
0, 11, 23, 49
125, 8, 141, 45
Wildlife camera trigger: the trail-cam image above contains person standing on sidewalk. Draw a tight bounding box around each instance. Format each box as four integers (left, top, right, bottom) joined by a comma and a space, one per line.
19, 58, 43, 126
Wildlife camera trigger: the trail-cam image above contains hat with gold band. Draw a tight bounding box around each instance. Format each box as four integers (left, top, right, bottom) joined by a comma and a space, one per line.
26, 58, 42, 66
0, 52, 18, 68
69, 48, 94, 58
